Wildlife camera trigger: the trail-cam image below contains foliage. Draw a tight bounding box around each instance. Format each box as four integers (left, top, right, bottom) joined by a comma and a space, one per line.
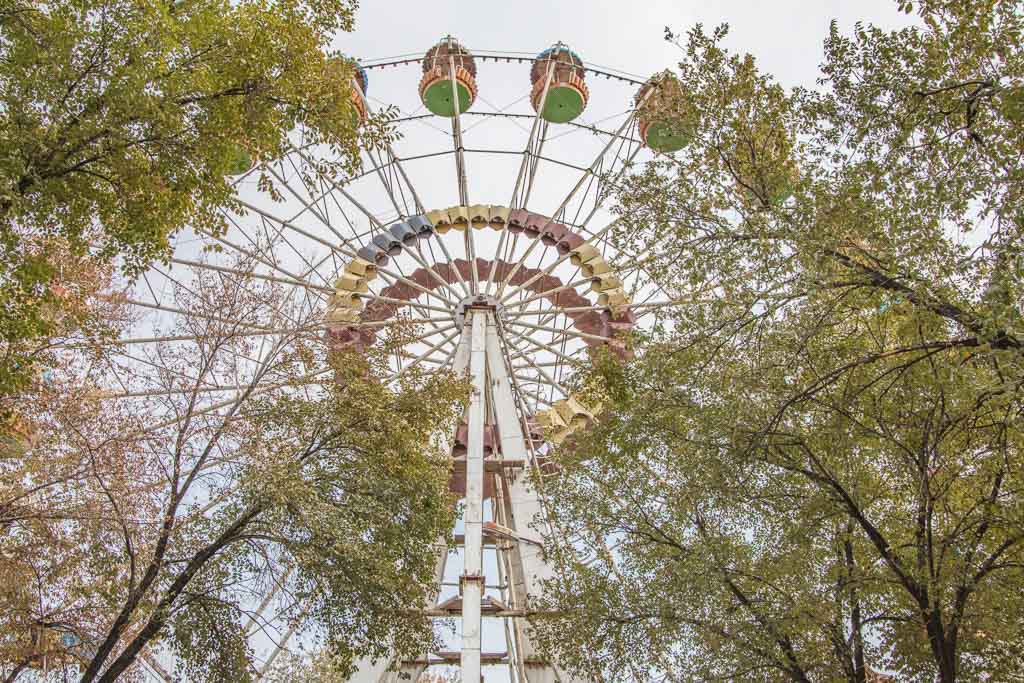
0, 0, 382, 396
0, 270, 464, 682
538, 3, 1024, 682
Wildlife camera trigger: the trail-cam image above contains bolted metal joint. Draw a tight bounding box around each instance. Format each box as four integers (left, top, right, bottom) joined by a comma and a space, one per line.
454, 293, 508, 328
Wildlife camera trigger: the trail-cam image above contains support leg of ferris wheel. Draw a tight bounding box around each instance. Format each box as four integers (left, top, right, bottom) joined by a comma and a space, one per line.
483, 309, 585, 683
347, 308, 586, 683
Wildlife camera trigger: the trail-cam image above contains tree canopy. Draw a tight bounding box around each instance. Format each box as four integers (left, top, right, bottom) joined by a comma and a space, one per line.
0, 1, 473, 680
1, 269, 465, 682
0, 0, 375, 396
536, 2, 1024, 681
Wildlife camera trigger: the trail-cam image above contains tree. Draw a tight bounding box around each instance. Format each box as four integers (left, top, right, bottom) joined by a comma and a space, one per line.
0, 265, 464, 682
0, 0, 378, 396
535, 3, 1024, 682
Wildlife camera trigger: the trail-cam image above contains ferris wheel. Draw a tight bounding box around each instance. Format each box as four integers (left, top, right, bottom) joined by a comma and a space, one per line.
104, 36, 683, 683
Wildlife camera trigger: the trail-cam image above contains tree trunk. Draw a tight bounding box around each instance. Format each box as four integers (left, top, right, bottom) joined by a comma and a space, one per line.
844, 535, 867, 683
926, 609, 957, 683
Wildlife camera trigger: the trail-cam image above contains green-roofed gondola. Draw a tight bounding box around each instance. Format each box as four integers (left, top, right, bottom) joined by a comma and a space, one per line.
530, 45, 588, 124
636, 71, 692, 153
419, 37, 477, 117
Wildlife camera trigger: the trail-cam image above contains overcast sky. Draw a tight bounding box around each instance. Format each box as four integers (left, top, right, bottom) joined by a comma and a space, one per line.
338, 0, 917, 91
311, 0, 923, 231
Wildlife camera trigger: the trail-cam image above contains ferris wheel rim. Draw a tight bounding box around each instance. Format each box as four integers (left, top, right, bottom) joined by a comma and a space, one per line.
50, 37, 700, 682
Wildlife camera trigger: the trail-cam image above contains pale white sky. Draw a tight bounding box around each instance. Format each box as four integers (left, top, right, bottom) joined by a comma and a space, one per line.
312, 0, 920, 240
339, 0, 916, 91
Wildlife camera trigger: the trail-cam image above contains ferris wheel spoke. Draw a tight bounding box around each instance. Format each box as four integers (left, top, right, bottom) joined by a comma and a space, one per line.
361, 294, 449, 315
389, 148, 427, 214
547, 102, 642, 224
511, 59, 555, 208
510, 319, 611, 345
500, 333, 568, 395
377, 268, 459, 309
510, 361, 564, 372
405, 330, 462, 369
105, 349, 209, 387
512, 374, 566, 393
434, 233, 471, 297
148, 260, 326, 335
449, 56, 469, 206
400, 245, 465, 302
514, 384, 553, 409
247, 221, 325, 290
562, 133, 643, 231
136, 365, 334, 436
443, 53, 482, 295
506, 303, 616, 317
378, 309, 458, 370
395, 322, 458, 347
254, 605, 311, 681
482, 229, 512, 297
168, 258, 332, 295
262, 163, 362, 264
208, 214, 331, 289
385, 327, 460, 382
464, 225, 479, 293
521, 121, 549, 210
242, 565, 295, 638
536, 286, 580, 332
504, 326, 580, 368
257, 168, 463, 323
91, 324, 326, 350
493, 234, 541, 299
395, 352, 446, 366
287, 145, 394, 238
116, 298, 270, 333
355, 315, 453, 329
234, 194, 461, 310
353, 78, 427, 216
103, 337, 292, 432
235, 194, 349, 255
364, 143, 409, 220
101, 375, 326, 399
141, 653, 178, 682
497, 219, 618, 304
504, 275, 594, 311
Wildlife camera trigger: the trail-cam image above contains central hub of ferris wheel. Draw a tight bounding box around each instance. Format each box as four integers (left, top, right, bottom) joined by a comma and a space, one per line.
454, 293, 507, 329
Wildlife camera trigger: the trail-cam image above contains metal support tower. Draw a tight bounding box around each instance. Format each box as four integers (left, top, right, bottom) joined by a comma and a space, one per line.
350, 305, 586, 683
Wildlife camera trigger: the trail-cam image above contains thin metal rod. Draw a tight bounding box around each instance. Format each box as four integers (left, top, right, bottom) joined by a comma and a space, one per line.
510, 59, 555, 208
550, 100, 645, 221
500, 327, 569, 393
504, 327, 581, 367
117, 297, 275, 332
521, 120, 548, 209
384, 326, 459, 382
498, 219, 618, 304
233, 193, 459, 308
366, 294, 452, 314
168, 257, 333, 294
510, 319, 612, 344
